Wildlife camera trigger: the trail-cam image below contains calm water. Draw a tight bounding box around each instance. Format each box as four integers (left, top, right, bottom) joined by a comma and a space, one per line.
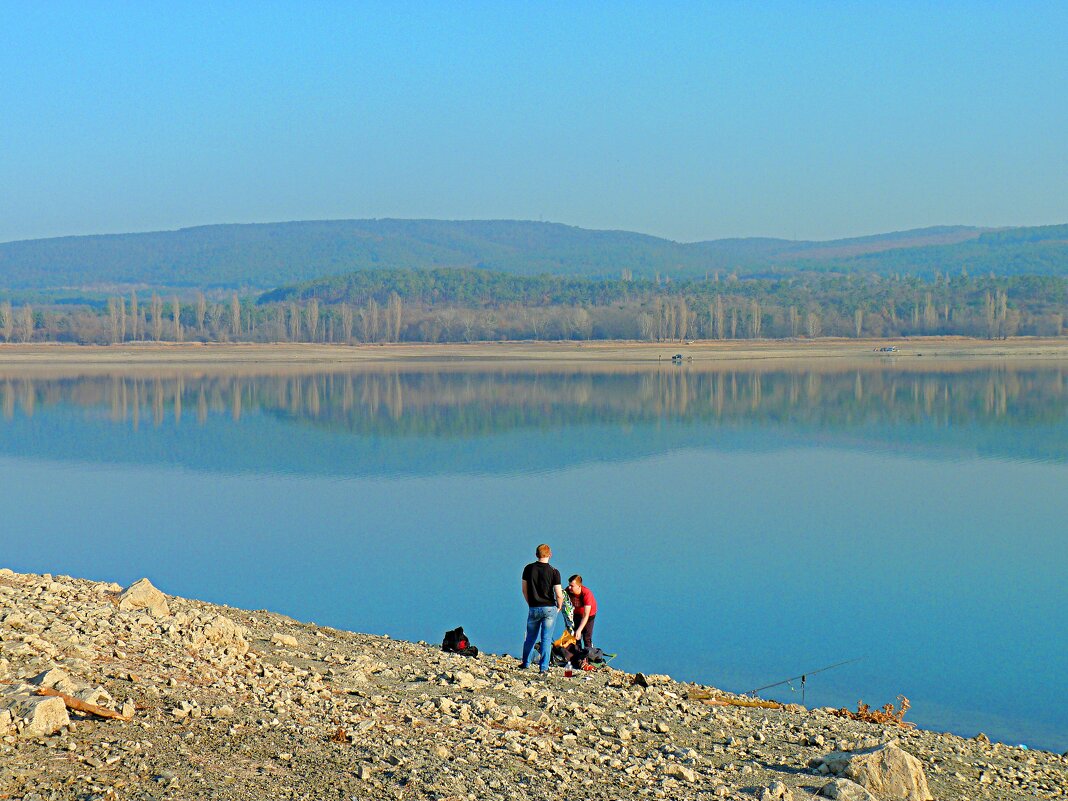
1, 364, 1066, 751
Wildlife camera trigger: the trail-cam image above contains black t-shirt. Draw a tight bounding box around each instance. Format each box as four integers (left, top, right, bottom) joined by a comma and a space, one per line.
522, 561, 561, 608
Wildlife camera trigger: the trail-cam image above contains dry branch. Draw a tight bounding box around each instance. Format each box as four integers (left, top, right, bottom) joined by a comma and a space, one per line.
35, 687, 131, 722
687, 688, 783, 709
830, 695, 914, 727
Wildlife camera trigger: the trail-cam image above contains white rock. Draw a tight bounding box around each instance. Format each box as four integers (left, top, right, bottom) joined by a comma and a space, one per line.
29, 667, 81, 695
271, 633, 299, 649
663, 763, 697, 782
760, 780, 796, 801
821, 741, 932, 801
454, 671, 477, 689
201, 615, 250, 656
5, 694, 70, 738
118, 578, 170, 617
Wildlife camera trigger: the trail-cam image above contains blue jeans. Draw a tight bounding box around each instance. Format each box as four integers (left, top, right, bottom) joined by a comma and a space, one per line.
521, 606, 558, 672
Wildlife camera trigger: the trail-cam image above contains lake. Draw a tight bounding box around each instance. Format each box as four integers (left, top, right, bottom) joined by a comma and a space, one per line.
1, 362, 1066, 752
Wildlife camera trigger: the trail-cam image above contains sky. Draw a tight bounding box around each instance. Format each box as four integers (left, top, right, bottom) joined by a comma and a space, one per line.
2, 1, 1067, 244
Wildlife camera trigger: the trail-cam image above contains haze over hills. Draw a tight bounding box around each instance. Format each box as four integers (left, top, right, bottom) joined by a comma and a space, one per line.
1, 219, 1067, 293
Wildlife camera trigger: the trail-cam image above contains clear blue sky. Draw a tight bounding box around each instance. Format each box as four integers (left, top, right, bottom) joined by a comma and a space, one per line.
2, 1, 1067, 244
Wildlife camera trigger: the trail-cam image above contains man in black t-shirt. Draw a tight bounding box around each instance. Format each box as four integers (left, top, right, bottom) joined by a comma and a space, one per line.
520, 543, 563, 673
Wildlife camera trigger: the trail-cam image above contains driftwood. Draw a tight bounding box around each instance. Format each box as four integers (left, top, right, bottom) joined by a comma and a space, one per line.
830, 696, 914, 728
35, 687, 131, 721
687, 688, 783, 709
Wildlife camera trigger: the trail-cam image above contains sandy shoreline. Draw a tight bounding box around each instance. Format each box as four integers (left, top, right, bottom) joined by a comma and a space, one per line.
1, 337, 1068, 375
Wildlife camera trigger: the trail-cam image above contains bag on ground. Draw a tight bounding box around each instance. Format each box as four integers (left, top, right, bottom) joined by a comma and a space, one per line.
441, 626, 479, 656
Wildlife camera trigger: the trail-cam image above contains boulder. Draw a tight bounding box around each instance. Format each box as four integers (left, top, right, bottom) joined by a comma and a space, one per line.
29, 667, 82, 695
760, 780, 796, 801
819, 741, 931, 801
118, 578, 170, 617
821, 778, 878, 801
3, 692, 70, 738
200, 615, 250, 656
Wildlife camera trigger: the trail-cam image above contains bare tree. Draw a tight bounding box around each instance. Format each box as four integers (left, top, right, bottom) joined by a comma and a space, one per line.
996, 289, 1008, 339
1, 300, 13, 342
129, 291, 139, 340
339, 303, 353, 344
387, 292, 402, 342
207, 304, 224, 337
805, 309, 822, 338
230, 294, 241, 339
854, 307, 864, 338
15, 305, 33, 342
151, 293, 163, 341
923, 293, 937, 331
287, 303, 300, 341
712, 295, 725, 340
637, 312, 655, 341
171, 296, 182, 341
195, 292, 206, 335
305, 299, 319, 342
748, 299, 762, 338
107, 298, 121, 343
360, 298, 380, 342
572, 307, 592, 339
676, 297, 689, 340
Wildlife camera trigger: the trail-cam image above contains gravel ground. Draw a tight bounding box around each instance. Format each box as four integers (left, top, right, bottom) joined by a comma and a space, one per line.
1, 568, 1065, 801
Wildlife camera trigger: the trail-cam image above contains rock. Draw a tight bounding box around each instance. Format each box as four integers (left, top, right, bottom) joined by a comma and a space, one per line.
663, 763, 697, 782
820, 778, 878, 801
760, 780, 796, 801
4, 693, 70, 738
29, 667, 82, 695
820, 741, 932, 801
271, 633, 299, 649
201, 615, 250, 656
118, 578, 170, 617
454, 671, 476, 689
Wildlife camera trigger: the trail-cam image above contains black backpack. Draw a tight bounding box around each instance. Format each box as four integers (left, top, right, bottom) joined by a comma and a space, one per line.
441, 626, 479, 656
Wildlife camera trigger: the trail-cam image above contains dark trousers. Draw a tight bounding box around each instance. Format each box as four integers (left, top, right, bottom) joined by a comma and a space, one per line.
575, 614, 595, 648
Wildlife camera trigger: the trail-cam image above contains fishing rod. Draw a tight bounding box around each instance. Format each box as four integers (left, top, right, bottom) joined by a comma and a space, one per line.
747, 657, 862, 705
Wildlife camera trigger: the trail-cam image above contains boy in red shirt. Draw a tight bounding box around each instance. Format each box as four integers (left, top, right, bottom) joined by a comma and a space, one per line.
567, 574, 597, 649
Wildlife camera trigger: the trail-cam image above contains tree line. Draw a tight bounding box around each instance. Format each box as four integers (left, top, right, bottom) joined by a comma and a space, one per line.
2, 269, 1067, 344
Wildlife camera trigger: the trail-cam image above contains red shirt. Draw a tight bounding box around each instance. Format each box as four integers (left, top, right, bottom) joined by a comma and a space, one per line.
568, 586, 597, 618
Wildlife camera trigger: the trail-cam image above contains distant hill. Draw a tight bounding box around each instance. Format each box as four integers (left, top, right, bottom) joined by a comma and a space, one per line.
2, 218, 1068, 292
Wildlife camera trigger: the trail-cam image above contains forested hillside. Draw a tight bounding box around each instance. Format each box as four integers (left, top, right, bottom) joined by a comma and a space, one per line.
4, 218, 1067, 292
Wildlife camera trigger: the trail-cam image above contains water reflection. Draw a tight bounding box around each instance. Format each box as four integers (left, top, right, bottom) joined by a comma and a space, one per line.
2, 366, 1067, 463
2, 363, 1068, 751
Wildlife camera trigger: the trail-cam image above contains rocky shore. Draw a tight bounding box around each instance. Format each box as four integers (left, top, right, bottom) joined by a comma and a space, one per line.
1, 568, 1065, 801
